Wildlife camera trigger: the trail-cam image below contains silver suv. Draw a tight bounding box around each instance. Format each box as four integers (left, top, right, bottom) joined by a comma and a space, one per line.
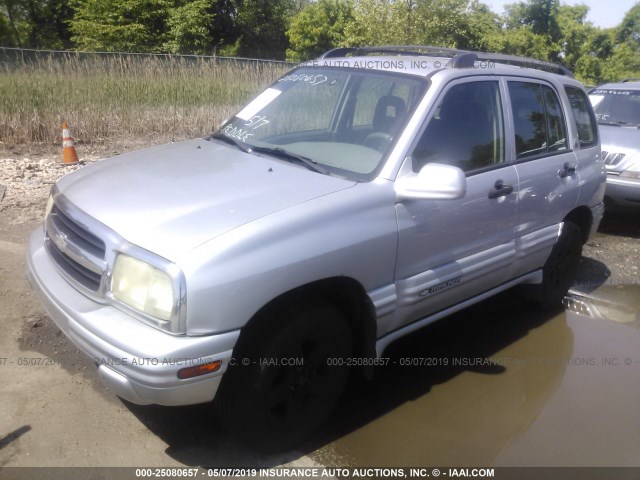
27, 46, 605, 451
589, 80, 640, 209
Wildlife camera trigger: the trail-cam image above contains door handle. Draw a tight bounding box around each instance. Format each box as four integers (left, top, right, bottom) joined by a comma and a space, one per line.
559, 162, 577, 178
488, 180, 513, 199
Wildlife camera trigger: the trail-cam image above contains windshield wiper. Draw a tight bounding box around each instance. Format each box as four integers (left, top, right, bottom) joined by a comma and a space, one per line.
207, 132, 252, 153
596, 116, 640, 126
250, 146, 330, 175
207, 135, 330, 174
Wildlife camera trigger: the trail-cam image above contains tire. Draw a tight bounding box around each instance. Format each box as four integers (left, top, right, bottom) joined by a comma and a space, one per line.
215, 303, 352, 452
530, 221, 583, 309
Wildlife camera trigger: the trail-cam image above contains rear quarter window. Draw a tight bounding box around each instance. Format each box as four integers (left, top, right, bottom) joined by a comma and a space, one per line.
565, 86, 598, 148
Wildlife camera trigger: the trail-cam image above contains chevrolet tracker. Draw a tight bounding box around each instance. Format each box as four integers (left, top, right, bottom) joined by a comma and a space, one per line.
27, 46, 606, 450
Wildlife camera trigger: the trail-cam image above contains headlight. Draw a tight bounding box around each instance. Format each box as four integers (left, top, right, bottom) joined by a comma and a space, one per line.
111, 254, 175, 322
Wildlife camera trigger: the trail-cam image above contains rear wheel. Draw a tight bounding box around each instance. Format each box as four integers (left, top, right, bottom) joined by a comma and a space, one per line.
215, 303, 352, 452
530, 221, 583, 309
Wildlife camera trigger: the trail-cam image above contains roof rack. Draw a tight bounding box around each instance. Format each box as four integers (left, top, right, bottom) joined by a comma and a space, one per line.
319, 45, 574, 78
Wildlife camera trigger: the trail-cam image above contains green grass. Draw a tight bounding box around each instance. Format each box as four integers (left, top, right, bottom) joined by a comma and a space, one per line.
0, 52, 289, 145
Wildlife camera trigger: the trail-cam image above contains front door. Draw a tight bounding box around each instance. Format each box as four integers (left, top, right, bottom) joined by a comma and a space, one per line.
390, 78, 519, 334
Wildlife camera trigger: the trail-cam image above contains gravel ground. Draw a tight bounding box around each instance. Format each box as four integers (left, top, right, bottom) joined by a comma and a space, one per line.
0, 138, 173, 224
0, 149, 88, 224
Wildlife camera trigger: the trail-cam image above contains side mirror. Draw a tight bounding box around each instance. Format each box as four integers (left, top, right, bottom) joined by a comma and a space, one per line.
395, 162, 466, 201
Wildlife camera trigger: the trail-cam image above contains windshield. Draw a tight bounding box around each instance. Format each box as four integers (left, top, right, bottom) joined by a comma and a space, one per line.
589, 88, 640, 126
212, 67, 427, 181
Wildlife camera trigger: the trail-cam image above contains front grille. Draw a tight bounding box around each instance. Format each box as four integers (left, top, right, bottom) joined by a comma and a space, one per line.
45, 202, 107, 294
50, 205, 106, 259
45, 240, 102, 291
602, 151, 625, 166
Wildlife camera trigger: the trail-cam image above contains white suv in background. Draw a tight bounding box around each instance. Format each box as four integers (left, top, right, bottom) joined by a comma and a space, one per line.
590, 80, 640, 209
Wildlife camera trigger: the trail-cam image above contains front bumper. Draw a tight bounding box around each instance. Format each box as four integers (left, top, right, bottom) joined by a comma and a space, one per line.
26, 227, 240, 406
606, 176, 640, 208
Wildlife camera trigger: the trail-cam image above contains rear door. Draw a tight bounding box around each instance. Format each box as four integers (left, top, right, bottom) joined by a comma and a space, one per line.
505, 79, 580, 278
564, 85, 603, 209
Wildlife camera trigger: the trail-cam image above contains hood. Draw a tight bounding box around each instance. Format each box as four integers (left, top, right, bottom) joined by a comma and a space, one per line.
599, 125, 640, 171
56, 138, 355, 260
599, 125, 640, 153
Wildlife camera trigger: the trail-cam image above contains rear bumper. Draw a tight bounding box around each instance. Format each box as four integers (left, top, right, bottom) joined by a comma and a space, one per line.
26, 226, 240, 406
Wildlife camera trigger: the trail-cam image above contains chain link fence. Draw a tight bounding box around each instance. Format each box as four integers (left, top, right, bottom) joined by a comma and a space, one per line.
0, 48, 293, 145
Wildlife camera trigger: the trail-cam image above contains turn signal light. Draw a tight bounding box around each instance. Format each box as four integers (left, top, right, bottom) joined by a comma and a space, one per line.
177, 360, 222, 379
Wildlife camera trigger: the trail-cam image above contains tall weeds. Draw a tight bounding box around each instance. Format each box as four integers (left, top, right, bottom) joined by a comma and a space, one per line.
0, 51, 289, 145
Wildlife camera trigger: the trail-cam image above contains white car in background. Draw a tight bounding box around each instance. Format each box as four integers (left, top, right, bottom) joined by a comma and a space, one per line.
590, 81, 640, 210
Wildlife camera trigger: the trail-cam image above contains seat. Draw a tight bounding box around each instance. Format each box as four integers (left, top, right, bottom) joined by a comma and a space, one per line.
364, 95, 407, 152
372, 95, 407, 133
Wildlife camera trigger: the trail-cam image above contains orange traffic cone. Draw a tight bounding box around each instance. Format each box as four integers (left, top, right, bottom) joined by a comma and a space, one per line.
61, 122, 79, 165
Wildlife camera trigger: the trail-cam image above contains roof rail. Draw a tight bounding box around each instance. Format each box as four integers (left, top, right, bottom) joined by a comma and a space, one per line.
319, 45, 463, 59
318, 45, 574, 78
621, 78, 640, 82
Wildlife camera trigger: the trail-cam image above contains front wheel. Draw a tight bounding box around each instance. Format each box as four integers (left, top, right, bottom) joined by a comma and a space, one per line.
215, 303, 352, 452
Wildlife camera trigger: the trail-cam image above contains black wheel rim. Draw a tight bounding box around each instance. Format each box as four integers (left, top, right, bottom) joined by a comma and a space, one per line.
262, 333, 338, 429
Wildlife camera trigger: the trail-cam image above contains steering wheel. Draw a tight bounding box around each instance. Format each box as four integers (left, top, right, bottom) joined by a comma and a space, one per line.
364, 132, 393, 152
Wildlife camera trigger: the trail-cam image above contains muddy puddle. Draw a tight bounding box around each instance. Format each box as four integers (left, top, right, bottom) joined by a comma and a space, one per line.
310, 285, 640, 468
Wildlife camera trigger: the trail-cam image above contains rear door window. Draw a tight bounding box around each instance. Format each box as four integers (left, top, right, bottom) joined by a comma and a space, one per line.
508, 81, 568, 159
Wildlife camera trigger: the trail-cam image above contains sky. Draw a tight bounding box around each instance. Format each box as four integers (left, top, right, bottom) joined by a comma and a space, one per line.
481, 0, 638, 28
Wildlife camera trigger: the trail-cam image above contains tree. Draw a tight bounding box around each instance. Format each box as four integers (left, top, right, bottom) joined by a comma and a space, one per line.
604, 40, 640, 82
233, 0, 292, 59
608, 1, 640, 80
341, 0, 395, 46
502, 0, 561, 60
71, 0, 172, 52
164, 0, 214, 54
553, 4, 614, 84
286, 0, 354, 61
413, 0, 470, 46
0, 0, 74, 48
556, 3, 590, 69
342, 0, 479, 47
207, 0, 239, 53
0, 3, 20, 46
616, 1, 640, 44
70, 0, 230, 54
459, 1, 503, 51
487, 24, 556, 60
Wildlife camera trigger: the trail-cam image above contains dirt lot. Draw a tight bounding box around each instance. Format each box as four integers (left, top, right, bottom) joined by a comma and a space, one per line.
1, 141, 639, 472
